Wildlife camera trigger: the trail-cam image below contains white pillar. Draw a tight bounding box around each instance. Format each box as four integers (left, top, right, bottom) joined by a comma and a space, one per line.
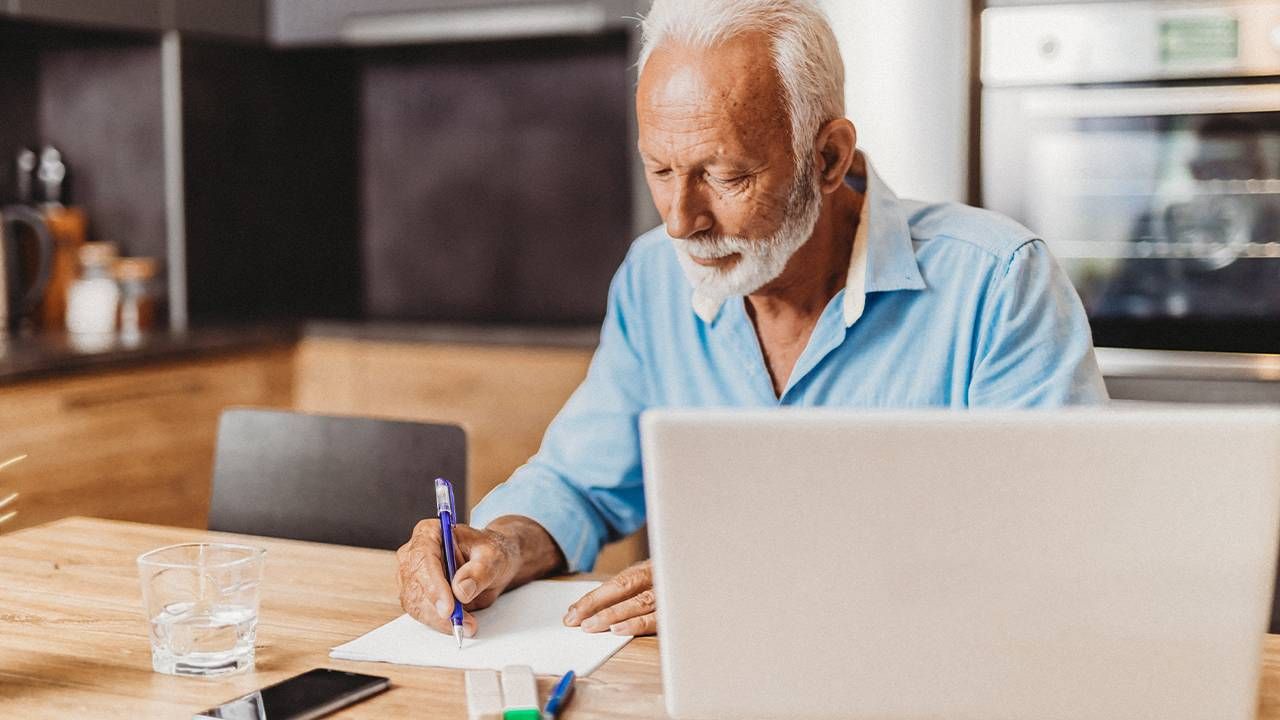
821, 0, 971, 204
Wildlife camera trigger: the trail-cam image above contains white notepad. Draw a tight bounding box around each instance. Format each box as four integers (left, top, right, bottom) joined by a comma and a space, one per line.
330, 581, 633, 676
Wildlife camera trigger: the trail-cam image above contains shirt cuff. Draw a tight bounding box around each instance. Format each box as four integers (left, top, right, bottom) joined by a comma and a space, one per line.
468, 472, 604, 573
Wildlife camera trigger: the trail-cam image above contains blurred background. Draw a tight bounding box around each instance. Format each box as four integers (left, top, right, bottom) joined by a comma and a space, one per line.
0, 0, 1277, 569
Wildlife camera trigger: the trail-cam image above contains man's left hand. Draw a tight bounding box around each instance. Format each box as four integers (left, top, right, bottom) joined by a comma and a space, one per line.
562, 560, 656, 636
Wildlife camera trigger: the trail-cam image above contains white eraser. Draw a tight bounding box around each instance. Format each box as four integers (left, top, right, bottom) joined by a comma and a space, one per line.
500, 664, 539, 710
465, 669, 503, 720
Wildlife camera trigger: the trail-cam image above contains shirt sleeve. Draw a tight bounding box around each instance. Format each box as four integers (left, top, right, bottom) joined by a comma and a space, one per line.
467, 251, 649, 572
968, 239, 1110, 407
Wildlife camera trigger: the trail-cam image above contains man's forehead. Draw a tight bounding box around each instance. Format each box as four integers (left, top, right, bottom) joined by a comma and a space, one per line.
637, 33, 789, 151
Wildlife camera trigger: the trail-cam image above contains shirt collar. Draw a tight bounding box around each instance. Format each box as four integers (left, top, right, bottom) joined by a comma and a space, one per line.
842, 152, 927, 326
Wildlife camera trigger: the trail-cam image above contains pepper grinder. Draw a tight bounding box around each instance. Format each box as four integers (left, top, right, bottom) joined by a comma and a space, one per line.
24, 146, 88, 331
15, 149, 36, 205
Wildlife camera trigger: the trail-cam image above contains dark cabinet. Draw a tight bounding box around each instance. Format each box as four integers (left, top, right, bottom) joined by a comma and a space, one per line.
171, 0, 266, 41
7, 0, 165, 33
6, 0, 268, 40
6, 0, 642, 45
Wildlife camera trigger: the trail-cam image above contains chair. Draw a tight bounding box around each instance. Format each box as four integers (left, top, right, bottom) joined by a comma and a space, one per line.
208, 407, 466, 550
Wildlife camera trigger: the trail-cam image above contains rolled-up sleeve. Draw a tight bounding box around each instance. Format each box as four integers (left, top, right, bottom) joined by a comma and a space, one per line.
969, 239, 1109, 407
468, 251, 649, 572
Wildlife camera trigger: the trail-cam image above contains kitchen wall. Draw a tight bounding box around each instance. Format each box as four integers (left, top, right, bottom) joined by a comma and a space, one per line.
1, 13, 639, 328
357, 35, 634, 323
181, 40, 363, 321
0, 22, 168, 262
822, 0, 974, 205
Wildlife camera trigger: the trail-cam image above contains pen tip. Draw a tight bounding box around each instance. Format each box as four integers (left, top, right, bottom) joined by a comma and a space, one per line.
454, 626, 464, 649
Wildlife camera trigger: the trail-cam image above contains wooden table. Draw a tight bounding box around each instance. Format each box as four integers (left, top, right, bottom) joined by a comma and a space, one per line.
6, 518, 1280, 719
0, 518, 663, 719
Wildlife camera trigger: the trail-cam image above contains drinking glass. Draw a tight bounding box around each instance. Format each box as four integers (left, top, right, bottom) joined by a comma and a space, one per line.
137, 542, 265, 676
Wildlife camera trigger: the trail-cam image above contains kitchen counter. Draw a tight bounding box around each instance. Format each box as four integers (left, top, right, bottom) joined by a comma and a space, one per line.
0, 321, 602, 387
0, 324, 299, 386
303, 320, 600, 350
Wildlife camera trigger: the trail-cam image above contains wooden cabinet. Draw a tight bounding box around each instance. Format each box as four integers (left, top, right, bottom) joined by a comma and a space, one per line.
0, 349, 293, 534
0, 337, 646, 574
293, 336, 648, 573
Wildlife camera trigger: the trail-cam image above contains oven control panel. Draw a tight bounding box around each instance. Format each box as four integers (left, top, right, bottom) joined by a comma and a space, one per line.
983, 0, 1280, 86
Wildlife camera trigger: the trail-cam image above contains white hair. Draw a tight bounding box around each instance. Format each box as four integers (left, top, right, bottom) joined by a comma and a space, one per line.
637, 0, 846, 170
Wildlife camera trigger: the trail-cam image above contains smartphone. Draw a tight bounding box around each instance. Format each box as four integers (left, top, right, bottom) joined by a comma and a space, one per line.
193, 668, 390, 720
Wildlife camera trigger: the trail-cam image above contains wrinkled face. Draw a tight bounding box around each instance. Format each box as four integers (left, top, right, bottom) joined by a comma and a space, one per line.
637, 34, 823, 308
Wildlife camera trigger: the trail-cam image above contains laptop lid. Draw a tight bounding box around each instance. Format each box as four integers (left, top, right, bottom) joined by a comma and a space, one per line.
641, 408, 1280, 720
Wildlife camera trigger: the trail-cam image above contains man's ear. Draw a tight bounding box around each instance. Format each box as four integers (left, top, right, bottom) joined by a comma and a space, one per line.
814, 119, 857, 195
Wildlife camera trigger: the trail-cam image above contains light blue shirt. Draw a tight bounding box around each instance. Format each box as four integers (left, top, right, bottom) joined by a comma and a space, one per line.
470, 159, 1108, 571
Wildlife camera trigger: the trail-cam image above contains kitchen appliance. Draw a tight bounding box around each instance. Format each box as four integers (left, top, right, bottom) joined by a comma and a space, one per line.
0, 205, 55, 333
981, 0, 1280, 355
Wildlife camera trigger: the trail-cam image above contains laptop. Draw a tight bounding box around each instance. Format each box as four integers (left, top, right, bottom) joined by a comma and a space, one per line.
640, 408, 1280, 720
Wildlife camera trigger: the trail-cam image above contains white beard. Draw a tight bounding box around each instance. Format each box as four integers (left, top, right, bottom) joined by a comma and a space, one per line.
671, 162, 824, 322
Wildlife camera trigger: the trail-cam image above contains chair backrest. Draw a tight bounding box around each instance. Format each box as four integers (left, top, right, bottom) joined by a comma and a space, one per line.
209, 408, 466, 550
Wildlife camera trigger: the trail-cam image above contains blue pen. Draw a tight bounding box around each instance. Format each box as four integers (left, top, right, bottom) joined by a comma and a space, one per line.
542, 670, 576, 718
434, 477, 465, 648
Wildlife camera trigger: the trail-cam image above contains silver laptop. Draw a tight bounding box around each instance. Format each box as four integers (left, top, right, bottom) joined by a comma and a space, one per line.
640, 408, 1280, 720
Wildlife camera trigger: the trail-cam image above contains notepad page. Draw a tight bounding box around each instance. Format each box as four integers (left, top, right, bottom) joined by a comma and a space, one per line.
329, 581, 632, 676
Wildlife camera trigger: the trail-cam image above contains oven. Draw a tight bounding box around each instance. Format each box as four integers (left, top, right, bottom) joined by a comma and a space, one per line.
981, 0, 1280, 362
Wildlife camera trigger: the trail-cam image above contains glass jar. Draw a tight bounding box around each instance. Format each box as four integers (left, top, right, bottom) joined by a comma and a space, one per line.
114, 256, 157, 342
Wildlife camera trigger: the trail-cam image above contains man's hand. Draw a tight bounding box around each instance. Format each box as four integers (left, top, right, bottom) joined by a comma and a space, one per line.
563, 560, 656, 636
396, 515, 565, 638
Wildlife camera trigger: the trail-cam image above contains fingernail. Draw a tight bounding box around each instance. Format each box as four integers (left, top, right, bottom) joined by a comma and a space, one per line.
581, 615, 600, 631
563, 609, 579, 625
610, 623, 625, 634
464, 623, 477, 638
457, 578, 477, 602
435, 599, 452, 617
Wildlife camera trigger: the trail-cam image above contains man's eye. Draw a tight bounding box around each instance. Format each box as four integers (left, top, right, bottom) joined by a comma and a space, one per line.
649, 168, 672, 178
711, 174, 748, 187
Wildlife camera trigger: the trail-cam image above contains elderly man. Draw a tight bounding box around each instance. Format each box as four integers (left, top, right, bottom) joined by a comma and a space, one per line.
397, 0, 1107, 639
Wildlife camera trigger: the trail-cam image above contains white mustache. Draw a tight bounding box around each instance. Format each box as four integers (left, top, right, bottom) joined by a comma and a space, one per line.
672, 236, 763, 260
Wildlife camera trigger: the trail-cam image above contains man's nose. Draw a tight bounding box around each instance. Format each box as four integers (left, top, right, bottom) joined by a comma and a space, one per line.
664, 178, 713, 240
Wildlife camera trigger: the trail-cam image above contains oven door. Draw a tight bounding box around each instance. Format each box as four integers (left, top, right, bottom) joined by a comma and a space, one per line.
983, 81, 1280, 352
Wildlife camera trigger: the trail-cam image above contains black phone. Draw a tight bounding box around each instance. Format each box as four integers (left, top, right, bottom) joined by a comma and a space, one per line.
193, 668, 390, 720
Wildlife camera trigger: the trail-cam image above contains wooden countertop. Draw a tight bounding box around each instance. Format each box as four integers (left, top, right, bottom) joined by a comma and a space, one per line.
0, 325, 298, 386
301, 320, 600, 350
0, 517, 661, 719
4, 517, 1280, 719
0, 321, 601, 387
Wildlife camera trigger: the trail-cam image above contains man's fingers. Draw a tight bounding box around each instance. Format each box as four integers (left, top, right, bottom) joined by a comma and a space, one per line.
397, 520, 463, 634
399, 520, 520, 639
579, 588, 656, 633
564, 561, 651, 626
451, 527, 510, 604
606, 612, 656, 637
399, 574, 453, 633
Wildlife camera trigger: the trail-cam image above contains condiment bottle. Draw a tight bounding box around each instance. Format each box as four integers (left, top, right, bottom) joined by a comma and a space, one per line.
65, 242, 119, 336
114, 256, 157, 341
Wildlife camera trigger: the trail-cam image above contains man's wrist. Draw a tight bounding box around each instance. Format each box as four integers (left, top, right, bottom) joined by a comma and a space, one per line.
485, 515, 567, 583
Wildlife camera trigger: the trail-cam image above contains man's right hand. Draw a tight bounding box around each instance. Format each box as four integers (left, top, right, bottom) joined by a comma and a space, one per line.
396, 514, 565, 638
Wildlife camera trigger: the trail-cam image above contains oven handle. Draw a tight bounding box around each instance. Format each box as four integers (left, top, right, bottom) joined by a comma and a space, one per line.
1023, 84, 1280, 119
1096, 347, 1280, 382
